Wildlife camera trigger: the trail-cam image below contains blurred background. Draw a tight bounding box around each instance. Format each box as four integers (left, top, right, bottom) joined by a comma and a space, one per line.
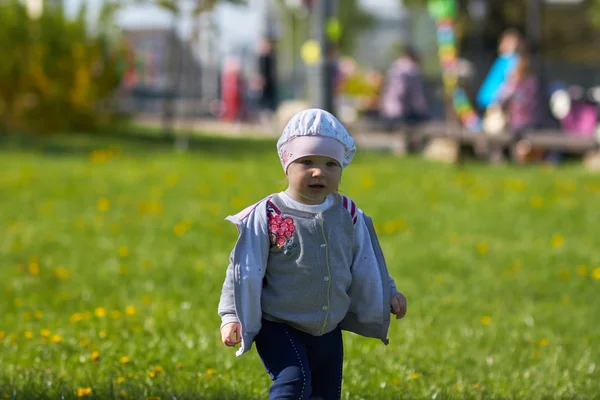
2, 0, 600, 141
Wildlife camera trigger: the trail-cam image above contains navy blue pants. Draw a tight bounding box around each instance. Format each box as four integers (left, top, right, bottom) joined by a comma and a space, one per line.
255, 319, 344, 400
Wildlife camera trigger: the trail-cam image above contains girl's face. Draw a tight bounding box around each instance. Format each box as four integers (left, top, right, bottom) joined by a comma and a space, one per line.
285, 156, 342, 205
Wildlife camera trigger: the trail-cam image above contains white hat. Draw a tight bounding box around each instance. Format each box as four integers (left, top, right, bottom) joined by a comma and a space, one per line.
276, 108, 357, 172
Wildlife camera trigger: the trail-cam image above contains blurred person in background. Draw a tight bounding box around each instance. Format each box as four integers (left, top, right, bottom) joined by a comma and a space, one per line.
495, 49, 540, 136
492, 48, 542, 163
257, 37, 278, 123
477, 29, 523, 111
379, 46, 429, 131
220, 55, 245, 122
360, 69, 384, 123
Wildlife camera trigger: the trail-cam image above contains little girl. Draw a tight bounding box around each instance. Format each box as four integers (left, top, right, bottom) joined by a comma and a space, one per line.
218, 108, 407, 400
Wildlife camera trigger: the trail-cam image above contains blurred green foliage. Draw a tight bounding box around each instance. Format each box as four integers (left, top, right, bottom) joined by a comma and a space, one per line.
0, 1, 127, 133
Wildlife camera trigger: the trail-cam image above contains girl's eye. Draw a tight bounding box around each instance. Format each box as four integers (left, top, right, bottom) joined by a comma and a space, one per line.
327, 162, 339, 167
302, 160, 313, 166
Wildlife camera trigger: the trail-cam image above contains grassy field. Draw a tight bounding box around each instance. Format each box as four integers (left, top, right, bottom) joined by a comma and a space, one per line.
1, 131, 599, 399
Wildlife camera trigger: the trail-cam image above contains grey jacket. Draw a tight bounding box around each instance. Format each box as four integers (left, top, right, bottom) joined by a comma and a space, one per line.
218, 193, 398, 356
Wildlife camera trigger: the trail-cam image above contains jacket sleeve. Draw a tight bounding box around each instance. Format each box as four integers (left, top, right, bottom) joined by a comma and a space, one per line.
218, 249, 239, 329
354, 211, 400, 296
217, 200, 271, 333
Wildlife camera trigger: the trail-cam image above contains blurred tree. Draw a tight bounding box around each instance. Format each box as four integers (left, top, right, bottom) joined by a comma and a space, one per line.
274, 0, 376, 56
0, 1, 126, 133
105, 0, 247, 16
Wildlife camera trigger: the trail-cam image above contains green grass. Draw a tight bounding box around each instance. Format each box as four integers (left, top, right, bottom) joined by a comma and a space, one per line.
1, 131, 599, 399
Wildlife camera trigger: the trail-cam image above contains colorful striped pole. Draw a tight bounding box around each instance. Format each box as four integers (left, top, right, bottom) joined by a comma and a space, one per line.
429, 0, 482, 132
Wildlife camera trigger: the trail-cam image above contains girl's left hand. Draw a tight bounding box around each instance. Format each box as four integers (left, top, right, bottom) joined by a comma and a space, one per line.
390, 293, 407, 319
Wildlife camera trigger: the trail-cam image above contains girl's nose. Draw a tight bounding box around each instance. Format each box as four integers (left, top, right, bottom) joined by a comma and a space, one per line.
312, 167, 325, 177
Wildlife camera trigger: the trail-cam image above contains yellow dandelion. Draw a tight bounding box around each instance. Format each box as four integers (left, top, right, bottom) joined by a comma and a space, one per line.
559, 270, 571, 281
360, 174, 374, 190
529, 196, 544, 208
99, 330, 108, 338
195, 260, 206, 272
173, 222, 188, 237
205, 368, 217, 376
165, 173, 180, 186
97, 197, 110, 212
146, 397, 161, 400
8, 333, 18, 344
138, 200, 164, 215
116, 377, 126, 384
51, 334, 62, 343
592, 267, 600, 280
576, 265, 588, 277
118, 246, 129, 257
481, 316, 492, 325
28, 260, 40, 276
197, 184, 210, 194
79, 338, 89, 347
231, 196, 244, 209
119, 391, 127, 397
94, 307, 106, 318
34, 310, 43, 319
539, 338, 550, 346
53, 267, 70, 280
90, 149, 109, 163
408, 372, 420, 380
120, 356, 130, 364
40, 329, 51, 338
383, 221, 397, 235
220, 171, 235, 184
70, 313, 82, 323
24, 331, 34, 340
176, 362, 184, 370
125, 306, 137, 316
0, 331, 5, 340
476, 242, 488, 255
551, 234, 564, 248
148, 365, 164, 378
76, 387, 92, 397
90, 351, 100, 362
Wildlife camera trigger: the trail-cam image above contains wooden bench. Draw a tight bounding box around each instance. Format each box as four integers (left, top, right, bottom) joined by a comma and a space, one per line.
350, 120, 600, 169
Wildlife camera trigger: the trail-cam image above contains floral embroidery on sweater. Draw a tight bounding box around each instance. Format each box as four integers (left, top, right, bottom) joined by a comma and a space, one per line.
266, 200, 296, 255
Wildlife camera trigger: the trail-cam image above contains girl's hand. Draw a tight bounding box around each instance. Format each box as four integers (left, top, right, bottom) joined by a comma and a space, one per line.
390, 293, 407, 320
220, 322, 242, 347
